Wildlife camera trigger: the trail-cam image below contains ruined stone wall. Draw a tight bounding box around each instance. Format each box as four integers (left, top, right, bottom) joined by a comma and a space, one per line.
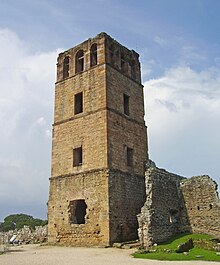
0, 225, 47, 245
48, 169, 110, 246
181, 176, 220, 238
109, 169, 146, 244
138, 167, 190, 248
138, 166, 220, 248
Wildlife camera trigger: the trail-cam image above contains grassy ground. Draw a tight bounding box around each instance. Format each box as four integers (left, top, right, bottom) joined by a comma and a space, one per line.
133, 234, 220, 261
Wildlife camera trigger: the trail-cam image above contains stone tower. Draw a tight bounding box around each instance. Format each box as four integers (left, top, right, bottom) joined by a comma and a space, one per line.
48, 33, 148, 246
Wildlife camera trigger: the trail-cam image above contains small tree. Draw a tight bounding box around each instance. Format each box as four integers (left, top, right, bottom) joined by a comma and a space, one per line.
0, 214, 47, 232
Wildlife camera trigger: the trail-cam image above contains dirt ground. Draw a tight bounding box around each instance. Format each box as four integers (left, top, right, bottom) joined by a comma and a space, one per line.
0, 244, 219, 265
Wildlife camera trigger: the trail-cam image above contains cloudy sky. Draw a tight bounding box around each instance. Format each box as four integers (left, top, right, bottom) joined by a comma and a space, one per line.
0, 0, 220, 221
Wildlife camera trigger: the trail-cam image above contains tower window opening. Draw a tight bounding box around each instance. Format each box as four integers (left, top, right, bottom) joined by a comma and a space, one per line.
63, 56, 70, 79
90, 43, 97, 67
69, 200, 87, 224
123, 94, 130, 116
109, 43, 115, 61
127, 147, 133, 167
121, 53, 127, 74
75, 49, 84, 73
74, 92, 83, 114
130, 60, 136, 80
73, 146, 82, 167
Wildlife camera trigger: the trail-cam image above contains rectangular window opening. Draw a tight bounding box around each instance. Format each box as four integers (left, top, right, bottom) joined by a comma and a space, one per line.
69, 200, 87, 224
127, 147, 133, 167
73, 146, 82, 167
123, 94, 130, 116
74, 92, 83, 114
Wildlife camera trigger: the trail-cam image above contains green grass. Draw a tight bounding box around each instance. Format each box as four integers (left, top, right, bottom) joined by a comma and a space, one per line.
154, 233, 212, 250
133, 234, 220, 262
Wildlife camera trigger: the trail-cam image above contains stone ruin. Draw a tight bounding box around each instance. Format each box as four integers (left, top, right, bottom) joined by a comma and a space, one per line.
46, 32, 220, 247
138, 162, 220, 248
0, 225, 47, 245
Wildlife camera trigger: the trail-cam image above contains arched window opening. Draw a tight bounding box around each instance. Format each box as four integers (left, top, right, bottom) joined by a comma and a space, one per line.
69, 200, 87, 224
63, 56, 70, 79
75, 50, 84, 73
90, 43, 97, 67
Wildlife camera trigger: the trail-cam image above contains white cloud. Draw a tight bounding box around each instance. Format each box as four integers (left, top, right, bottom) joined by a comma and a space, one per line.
154, 36, 167, 47
36, 117, 46, 126
0, 28, 58, 220
144, 66, 220, 185
180, 45, 206, 64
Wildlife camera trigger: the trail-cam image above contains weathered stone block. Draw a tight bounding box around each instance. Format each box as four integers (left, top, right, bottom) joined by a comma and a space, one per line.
176, 238, 194, 253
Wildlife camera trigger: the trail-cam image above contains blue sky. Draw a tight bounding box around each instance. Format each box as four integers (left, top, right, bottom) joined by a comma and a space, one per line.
0, 0, 220, 221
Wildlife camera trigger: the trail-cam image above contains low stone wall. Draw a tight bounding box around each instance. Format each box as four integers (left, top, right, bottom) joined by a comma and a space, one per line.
0, 225, 47, 245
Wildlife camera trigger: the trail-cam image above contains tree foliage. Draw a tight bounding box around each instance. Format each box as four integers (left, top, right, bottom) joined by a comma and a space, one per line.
0, 214, 47, 232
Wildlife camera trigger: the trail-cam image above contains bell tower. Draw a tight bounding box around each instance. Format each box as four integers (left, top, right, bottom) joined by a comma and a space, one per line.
48, 33, 148, 246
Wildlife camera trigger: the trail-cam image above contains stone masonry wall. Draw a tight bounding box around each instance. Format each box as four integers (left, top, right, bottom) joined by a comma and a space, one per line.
138, 165, 220, 248
138, 166, 190, 248
48, 169, 110, 246
52, 65, 108, 177
56, 33, 106, 84
181, 176, 220, 238
49, 33, 148, 246
109, 169, 146, 244
106, 65, 148, 176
